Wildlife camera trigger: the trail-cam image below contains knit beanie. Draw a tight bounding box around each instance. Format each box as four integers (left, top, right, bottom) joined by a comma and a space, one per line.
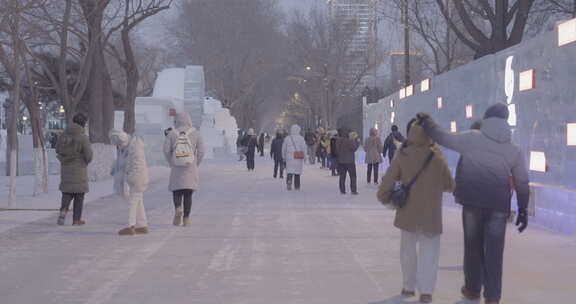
484, 103, 509, 120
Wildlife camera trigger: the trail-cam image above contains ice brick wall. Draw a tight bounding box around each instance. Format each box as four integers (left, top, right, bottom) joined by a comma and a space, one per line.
364, 19, 576, 234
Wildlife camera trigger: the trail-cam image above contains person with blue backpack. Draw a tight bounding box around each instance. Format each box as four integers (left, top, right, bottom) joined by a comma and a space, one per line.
163, 113, 205, 227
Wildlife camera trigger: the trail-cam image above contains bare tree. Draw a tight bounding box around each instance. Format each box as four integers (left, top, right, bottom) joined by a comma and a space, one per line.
287, 8, 384, 128
383, 0, 474, 76
435, 0, 536, 59
168, 0, 288, 129
106, 0, 172, 134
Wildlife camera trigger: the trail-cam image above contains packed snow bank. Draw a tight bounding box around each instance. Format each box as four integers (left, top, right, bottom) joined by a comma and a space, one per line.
0, 166, 170, 234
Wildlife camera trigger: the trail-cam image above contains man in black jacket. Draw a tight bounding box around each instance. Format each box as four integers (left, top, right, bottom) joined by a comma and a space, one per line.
270, 131, 285, 178
418, 104, 529, 304
335, 128, 360, 194
382, 125, 405, 163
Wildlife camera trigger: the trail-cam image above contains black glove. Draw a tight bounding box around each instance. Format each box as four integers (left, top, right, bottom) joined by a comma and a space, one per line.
416, 112, 432, 124
515, 209, 528, 233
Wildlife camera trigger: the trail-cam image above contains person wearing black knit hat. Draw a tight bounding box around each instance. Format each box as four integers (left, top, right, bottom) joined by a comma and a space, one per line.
416, 104, 529, 304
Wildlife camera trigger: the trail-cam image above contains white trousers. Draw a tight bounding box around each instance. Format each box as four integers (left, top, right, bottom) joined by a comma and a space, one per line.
400, 230, 441, 294
127, 191, 148, 228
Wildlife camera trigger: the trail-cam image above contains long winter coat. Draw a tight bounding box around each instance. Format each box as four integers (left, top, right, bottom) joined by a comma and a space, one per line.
422, 116, 530, 212
282, 125, 307, 174
336, 134, 360, 164
364, 129, 383, 164
163, 113, 205, 191
56, 123, 93, 193
377, 123, 455, 235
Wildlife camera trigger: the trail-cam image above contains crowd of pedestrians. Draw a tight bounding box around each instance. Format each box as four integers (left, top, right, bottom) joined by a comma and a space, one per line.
54, 103, 529, 304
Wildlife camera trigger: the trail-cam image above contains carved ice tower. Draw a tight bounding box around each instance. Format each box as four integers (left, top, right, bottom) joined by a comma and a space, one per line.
183, 66, 205, 129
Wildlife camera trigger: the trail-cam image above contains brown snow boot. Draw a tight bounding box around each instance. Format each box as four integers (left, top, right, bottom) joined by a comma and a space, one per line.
118, 226, 135, 236
461, 286, 481, 301
420, 294, 432, 303
57, 211, 67, 226
173, 207, 183, 226
72, 220, 85, 226
134, 227, 149, 234
183, 217, 191, 227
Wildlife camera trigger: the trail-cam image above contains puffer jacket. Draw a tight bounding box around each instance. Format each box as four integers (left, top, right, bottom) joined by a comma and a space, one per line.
125, 137, 149, 193
282, 125, 307, 174
421, 116, 530, 213
56, 123, 93, 193
377, 123, 455, 235
270, 136, 284, 162
164, 113, 205, 191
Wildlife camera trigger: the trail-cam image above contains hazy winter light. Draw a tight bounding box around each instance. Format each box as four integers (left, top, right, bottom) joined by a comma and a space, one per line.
391, 112, 395, 123
508, 104, 517, 126
437, 97, 443, 109
22, 116, 28, 121
519, 69, 535, 91
390, 100, 394, 108
530, 151, 547, 172
466, 105, 473, 118
59, 105, 65, 113
399, 88, 406, 99
421, 79, 430, 92
450, 121, 457, 133
374, 123, 379, 130
405, 85, 413, 97
558, 18, 576, 46
567, 123, 576, 146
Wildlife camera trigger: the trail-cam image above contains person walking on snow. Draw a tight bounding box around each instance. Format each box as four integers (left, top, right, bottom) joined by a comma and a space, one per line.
382, 125, 405, 164
417, 103, 530, 304
304, 128, 317, 165
245, 128, 258, 171
236, 129, 246, 161
336, 128, 360, 194
377, 119, 455, 303
270, 130, 285, 179
258, 133, 265, 157
329, 131, 339, 176
56, 113, 93, 226
110, 130, 150, 236
364, 128, 384, 184
282, 125, 307, 190
164, 113, 205, 227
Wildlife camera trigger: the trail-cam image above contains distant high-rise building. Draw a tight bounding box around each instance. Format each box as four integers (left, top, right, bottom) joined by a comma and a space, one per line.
328, 0, 378, 92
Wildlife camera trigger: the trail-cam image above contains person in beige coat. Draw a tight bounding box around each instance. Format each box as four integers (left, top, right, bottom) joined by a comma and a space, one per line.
164, 113, 205, 226
364, 128, 383, 184
110, 130, 150, 236
377, 119, 455, 303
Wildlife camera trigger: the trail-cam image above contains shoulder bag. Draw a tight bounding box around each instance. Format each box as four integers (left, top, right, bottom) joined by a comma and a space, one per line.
389, 151, 434, 209
290, 136, 305, 159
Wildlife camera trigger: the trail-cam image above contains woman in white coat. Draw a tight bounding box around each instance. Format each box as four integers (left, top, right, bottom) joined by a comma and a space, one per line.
109, 130, 150, 236
282, 125, 307, 191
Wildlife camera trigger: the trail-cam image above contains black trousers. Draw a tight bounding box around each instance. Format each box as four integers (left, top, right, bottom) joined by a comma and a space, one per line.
173, 189, 194, 218
462, 205, 508, 302
60, 193, 85, 221
287, 174, 301, 189
338, 163, 357, 194
246, 152, 255, 170
273, 159, 284, 178
367, 163, 379, 183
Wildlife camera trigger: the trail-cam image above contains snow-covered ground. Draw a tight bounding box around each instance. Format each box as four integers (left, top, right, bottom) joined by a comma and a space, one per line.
0, 158, 574, 304
0, 167, 170, 234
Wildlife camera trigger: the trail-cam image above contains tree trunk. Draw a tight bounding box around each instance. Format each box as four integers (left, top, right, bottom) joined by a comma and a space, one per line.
79, 0, 114, 144
7, 86, 20, 206
122, 29, 139, 135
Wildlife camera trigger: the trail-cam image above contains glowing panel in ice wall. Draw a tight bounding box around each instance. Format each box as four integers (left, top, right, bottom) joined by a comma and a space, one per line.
558, 18, 576, 46
530, 151, 547, 172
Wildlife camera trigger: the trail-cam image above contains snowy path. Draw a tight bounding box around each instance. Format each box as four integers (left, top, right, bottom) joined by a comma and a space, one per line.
0, 158, 575, 304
